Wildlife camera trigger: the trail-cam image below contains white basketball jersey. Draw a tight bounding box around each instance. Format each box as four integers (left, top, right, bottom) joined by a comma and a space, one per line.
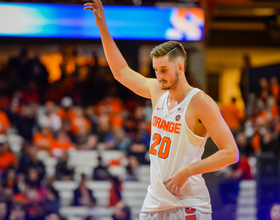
141, 88, 212, 214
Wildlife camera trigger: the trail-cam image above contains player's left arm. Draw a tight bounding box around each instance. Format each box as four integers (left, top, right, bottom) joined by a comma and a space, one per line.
164, 92, 239, 196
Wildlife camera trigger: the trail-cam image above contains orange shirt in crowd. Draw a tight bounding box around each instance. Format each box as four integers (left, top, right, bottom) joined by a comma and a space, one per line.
0, 150, 18, 171
71, 117, 92, 136
271, 84, 279, 101
13, 193, 29, 205
51, 139, 74, 152
33, 132, 54, 152
251, 133, 261, 152
56, 108, 76, 122
96, 97, 126, 129
0, 111, 10, 134
220, 102, 244, 130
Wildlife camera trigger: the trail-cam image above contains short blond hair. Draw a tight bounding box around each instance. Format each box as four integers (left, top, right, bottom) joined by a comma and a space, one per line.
150, 41, 187, 71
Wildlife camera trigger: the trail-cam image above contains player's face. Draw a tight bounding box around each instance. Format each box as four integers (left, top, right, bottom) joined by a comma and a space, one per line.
271, 205, 280, 220
153, 56, 179, 90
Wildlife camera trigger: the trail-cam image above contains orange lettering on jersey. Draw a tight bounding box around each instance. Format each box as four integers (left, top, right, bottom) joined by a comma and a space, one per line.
165, 121, 170, 132
159, 119, 167, 130
156, 117, 161, 128
168, 122, 175, 132
174, 123, 181, 134
152, 116, 181, 134
152, 116, 158, 127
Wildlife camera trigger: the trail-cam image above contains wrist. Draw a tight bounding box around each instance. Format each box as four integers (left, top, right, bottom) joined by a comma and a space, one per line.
98, 24, 109, 32
182, 164, 192, 177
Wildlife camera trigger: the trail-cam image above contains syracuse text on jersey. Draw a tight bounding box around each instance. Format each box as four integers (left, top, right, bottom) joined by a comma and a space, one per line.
152, 115, 181, 134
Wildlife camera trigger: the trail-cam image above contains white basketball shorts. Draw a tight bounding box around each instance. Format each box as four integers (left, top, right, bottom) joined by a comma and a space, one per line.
139, 207, 212, 220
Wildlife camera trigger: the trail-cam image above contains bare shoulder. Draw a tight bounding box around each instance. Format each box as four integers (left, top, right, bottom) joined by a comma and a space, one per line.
190, 91, 220, 117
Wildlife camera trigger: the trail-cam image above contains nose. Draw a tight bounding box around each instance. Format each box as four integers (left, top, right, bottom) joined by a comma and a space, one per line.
156, 72, 163, 80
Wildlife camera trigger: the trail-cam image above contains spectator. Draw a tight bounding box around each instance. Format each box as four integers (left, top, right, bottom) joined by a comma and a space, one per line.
2, 167, 19, 195
38, 101, 61, 132
71, 107, 92, 138
125, 155, 139, 181
32, 127, 54, 152
128, 142, 148, 165
79, 134, 99, 150
96, 113, 112, 142
5, 101, 21, 131
55, 151, 75, 181
235, 132, 254, 158
0, 108, 10, 135
133, 120, 150, 148
256, 89, 274, 114
25, 187, 44, 220
92, 156, 110, 181
112, 201, 131, 220
29, 55, 49, 104
25, 168, 42, 188
19, 144, 45, 185
21, 82, 39, 105
75, 126, 91, 148
266, 203, 280, 220
0, 135, 18, 174
56, 96, 75, 123
108, 176, 122, 207
16, 105, 37, 141
239, 54, 251, 107
106, 128, 131, 151
51, 131, 75, 158
270, 76, 279, 102
220, 97, 245, 136
72, 174, 96, 207
0, 199, 8, 220
43, 186, 60, 216
85, 106, 98, 134
9, 203, 26, 220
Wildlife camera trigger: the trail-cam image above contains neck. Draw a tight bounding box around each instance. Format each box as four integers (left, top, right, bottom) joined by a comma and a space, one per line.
168, 78, 192, 103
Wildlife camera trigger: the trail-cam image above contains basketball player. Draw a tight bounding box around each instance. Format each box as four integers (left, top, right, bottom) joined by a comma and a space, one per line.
84, 1, 239, 219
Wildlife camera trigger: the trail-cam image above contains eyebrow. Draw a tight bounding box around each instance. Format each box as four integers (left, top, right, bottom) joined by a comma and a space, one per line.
153, 66, 168, 69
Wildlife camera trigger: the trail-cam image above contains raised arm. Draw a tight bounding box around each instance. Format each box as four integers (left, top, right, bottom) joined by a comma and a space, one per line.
84, 0, 154, 99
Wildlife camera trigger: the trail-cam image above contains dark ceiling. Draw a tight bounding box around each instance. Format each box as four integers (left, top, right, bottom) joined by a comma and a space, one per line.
207, 1, 280, 47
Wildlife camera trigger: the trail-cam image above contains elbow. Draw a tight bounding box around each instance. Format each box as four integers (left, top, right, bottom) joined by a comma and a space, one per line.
224, 148, 239, 165
231, 148, 239, 165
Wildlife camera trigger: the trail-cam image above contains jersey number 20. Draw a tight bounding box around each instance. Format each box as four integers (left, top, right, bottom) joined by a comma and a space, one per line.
150, 133, 171, 159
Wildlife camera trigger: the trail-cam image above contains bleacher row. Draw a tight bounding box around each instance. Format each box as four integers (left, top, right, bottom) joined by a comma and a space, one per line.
6, 130, 150, 220
55, 180, 149, 220
40, 150, 151, 220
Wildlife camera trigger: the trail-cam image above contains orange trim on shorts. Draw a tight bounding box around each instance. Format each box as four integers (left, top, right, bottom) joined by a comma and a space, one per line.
185, 215, 196, 220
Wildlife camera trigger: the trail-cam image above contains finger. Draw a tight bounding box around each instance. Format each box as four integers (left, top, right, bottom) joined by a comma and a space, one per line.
84, 3, 95, 7
95, 0, 103, 7
171, 184, 177, 194
90, 0, 99, 6
176, 187, 180, 197
84, 7, 93, 10
163, 178, 171, 184
165, 181, 173, 189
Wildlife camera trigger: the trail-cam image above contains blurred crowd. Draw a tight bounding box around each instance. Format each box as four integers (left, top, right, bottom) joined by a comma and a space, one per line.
0, 48, 153, 220
218, 63, 280, 211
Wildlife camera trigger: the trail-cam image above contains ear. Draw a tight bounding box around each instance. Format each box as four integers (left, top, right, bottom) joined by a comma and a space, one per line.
177, 61, 184, 73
